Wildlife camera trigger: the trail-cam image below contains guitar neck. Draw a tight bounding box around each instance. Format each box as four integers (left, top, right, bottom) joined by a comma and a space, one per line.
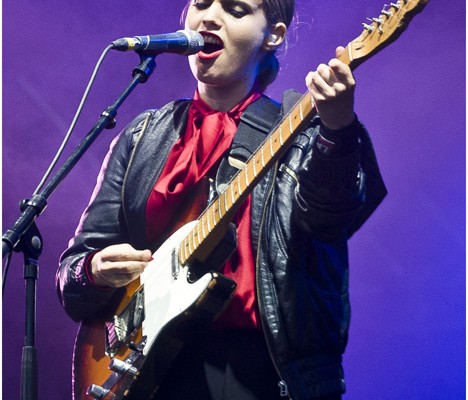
177, 38, 359, 266
179, 92, 315, 265
178, 0, 429, 266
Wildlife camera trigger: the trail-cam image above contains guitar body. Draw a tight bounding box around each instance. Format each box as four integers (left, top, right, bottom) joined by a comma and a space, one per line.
73, 222, 237, 399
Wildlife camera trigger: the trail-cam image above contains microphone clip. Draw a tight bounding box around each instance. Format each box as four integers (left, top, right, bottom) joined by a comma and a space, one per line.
132, 54, 157, 84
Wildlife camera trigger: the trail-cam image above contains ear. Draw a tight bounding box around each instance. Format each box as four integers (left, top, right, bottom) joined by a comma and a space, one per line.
263, 22, 287, 51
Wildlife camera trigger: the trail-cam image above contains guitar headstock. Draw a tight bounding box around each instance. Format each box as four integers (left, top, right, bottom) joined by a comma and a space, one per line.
340, 0, 430, 70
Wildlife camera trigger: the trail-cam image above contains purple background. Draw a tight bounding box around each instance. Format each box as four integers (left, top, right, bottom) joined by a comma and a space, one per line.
2, 1, 465, 399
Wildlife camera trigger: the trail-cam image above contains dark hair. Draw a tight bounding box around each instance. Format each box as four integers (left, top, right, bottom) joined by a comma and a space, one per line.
263, 0, 295, 28
256, 0, 296, 91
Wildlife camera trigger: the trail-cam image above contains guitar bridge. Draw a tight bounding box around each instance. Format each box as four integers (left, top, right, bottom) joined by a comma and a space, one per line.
105, 286, 145, 357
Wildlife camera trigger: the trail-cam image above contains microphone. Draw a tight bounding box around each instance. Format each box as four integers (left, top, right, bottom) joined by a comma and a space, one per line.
111, 30, 204, 56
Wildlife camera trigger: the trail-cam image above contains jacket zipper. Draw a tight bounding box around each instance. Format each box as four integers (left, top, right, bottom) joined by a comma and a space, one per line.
279, 163, 299, 186
255, 162, 292, 399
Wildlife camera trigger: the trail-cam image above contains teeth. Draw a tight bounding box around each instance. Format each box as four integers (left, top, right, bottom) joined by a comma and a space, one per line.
203, 35, 223, 46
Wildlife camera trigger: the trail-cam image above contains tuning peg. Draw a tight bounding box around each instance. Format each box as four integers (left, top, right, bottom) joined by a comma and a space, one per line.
381, 8, 392, 17
390, 2, 402, 9
365, 18, 384, 34
362, 22, 375, 32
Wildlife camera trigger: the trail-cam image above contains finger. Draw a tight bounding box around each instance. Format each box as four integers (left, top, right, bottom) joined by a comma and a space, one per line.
316, 63, 351, 95
316, 63, 337, 85
306, 69, 337, 99
101, 244, 153, 263
97, 260, 148, 275
328, 58, 355, 87
95, 261, 147, 288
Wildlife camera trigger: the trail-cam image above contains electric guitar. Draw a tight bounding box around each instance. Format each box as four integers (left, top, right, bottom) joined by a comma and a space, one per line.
73, 1, 429, 398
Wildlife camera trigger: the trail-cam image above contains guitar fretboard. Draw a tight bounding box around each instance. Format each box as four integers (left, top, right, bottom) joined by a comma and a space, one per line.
178, 92, 315, 265
177, 0, 429, 266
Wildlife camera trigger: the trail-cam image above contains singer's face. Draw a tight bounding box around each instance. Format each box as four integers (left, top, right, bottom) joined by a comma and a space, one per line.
185, 0, 269, 89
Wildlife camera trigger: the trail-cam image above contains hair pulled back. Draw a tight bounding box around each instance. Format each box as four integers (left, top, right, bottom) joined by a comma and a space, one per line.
256, 0, 295, 91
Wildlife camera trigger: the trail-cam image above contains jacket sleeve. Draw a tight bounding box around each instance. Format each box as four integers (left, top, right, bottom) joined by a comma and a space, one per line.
290, 115, 387, 241
56, 112, 151, 322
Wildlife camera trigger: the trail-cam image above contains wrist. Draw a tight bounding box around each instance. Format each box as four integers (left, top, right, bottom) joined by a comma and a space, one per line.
316, 115, 360, 158
85, 251, 112, 291
321, 112, 356, 132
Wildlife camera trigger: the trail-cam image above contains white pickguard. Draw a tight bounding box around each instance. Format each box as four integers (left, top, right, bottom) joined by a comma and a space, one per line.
139, 221, 212, 356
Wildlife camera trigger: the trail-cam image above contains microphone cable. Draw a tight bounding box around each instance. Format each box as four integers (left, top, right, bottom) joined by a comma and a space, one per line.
33, 44, 114, 195
2, 44, 113, 295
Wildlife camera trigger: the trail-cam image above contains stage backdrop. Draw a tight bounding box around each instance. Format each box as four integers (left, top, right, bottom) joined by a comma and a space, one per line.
2, 1, 465, 399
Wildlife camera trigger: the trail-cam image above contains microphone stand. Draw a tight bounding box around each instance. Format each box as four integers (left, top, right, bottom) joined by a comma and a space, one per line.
2, 54, 157, 400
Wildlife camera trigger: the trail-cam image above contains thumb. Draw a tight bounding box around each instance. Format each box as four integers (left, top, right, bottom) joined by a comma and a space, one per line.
142, 249, 153, 261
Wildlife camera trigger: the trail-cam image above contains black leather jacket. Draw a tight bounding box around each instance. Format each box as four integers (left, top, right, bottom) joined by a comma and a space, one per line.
57, 92, 386, 399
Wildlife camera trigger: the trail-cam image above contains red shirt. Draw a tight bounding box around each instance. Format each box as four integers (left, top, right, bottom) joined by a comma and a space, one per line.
146, 90, 262, 330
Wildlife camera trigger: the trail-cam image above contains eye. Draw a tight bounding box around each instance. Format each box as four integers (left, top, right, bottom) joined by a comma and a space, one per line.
225, 2, 251, 19
228, 7, 247, 18
192, 0, 209, 10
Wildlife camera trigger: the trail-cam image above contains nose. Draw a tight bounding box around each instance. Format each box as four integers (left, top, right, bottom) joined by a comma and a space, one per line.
201, 3, 222, 29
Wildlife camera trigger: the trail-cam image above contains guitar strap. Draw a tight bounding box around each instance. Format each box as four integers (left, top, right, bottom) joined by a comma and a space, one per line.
201, 91, 305, 273
192, 95, 282, 276
215, 94, 282, 190
193, 89, 316, 275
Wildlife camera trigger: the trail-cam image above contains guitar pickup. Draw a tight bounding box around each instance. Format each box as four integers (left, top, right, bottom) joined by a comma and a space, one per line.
105, 286, 145, 356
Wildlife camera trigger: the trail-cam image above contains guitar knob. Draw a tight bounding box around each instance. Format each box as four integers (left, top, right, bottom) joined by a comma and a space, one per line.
86, 384, 109, 399
109, 358, 137, 376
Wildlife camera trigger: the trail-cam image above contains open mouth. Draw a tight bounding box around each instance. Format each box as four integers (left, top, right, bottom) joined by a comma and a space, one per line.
203, 42, 224, 54
200, 32, 224, 57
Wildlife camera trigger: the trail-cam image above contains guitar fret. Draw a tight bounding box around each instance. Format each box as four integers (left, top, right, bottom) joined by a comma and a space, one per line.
299, 100, 304, 121
261, 145, 265, 167
217, 198, 223, 220
252, 155, 257, 177
180, 240, 185, 263
237, 174, 242, 197
279, 124, 284, 145
223, 191, 229, 215
288, 114, 293, 134
191, 230, 197, 253
179, 241, 187, 262
269, 136, 274, 157
207, 210, 212, 233
191, 227, 197, 248
212, 203, 217, 228
244, 168, 250, 187
230, 185, 235, 204
188, 231, 193, 255
197, 220, 203, 242
201, 216, 206, 239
